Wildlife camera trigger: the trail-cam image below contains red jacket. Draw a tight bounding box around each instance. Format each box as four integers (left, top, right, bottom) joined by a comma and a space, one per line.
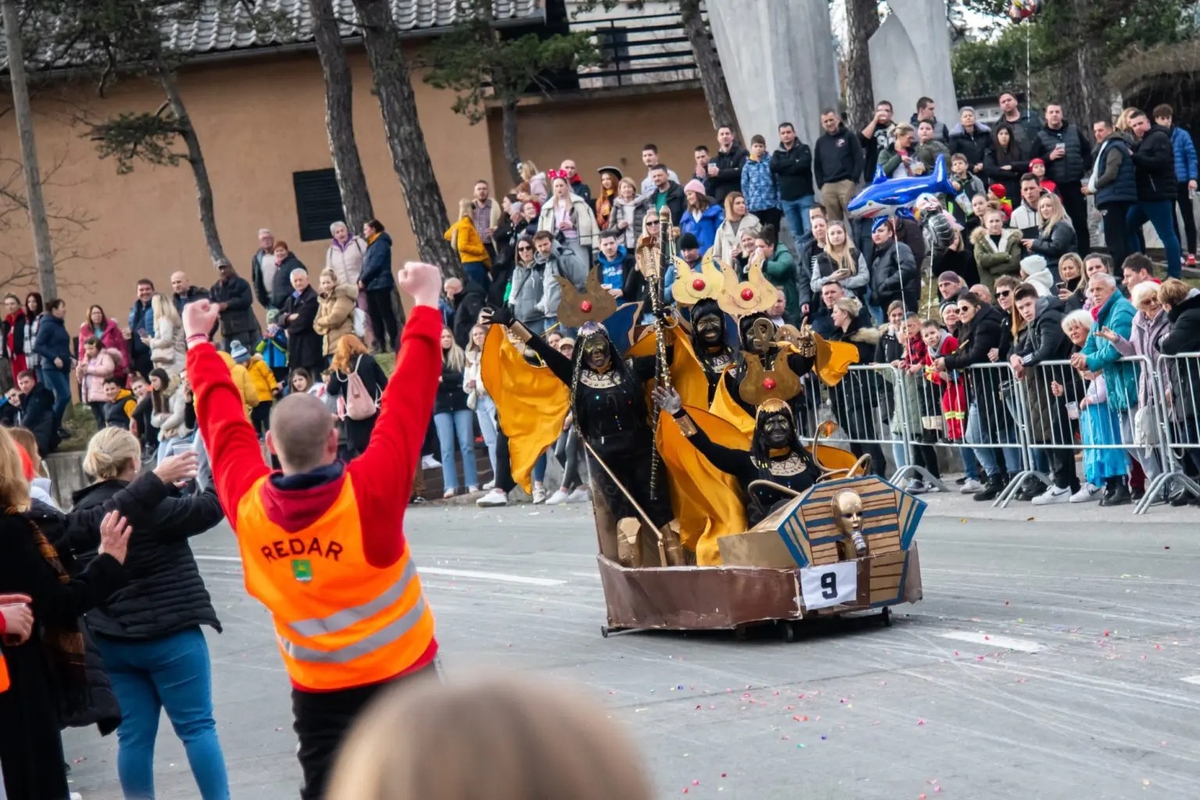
188, 305, 443, 689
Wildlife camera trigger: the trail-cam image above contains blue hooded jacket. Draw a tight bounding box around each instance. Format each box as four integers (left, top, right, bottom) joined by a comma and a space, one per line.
1171, 125, 1198, 183
680, 204, 725, 254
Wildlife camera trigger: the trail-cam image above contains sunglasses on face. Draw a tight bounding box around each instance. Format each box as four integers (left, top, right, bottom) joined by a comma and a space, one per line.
517, 245, 532, 251
997, 290, 1011, 297
957, 306, 972, 314
645, 221, 660, 226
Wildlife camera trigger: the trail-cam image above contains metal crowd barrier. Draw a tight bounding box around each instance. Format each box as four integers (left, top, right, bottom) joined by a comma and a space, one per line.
786, 351, 1200, 515
1141, 352, 1200, 513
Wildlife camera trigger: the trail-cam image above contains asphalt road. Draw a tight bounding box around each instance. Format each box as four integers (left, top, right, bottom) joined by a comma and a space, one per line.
63, 494, 1200, 799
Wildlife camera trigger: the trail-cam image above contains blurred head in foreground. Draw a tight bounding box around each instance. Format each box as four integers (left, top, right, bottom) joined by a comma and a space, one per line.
326, 676, 653, 800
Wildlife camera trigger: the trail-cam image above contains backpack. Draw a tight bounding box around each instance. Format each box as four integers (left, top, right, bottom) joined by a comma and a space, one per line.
344, 355, 377, 421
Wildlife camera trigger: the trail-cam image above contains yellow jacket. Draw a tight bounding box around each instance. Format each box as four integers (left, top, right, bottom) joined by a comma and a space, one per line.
444, 216, 491, 266
245, 355, 278, 403
218, 351, 261, 417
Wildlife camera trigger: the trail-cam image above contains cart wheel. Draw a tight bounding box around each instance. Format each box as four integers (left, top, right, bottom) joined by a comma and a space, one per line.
780, 622, 797, 643
881, 607, 892, 627
734, 625, 749, 641
600, 625, 610, 638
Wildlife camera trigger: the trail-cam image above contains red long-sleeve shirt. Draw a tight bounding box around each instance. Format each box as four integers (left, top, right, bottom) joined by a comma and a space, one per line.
188, 305, 443, 686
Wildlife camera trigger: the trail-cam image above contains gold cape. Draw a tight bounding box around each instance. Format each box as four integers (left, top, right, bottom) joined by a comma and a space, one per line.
655, 406, 749, 566
481, 326, 570, 493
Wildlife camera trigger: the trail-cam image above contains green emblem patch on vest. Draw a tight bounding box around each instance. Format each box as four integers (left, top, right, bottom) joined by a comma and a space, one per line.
291, 559, 313, 583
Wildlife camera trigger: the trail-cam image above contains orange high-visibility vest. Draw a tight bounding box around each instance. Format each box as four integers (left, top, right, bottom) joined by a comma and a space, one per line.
236, 475, 435, 691
0, 652, 8, 693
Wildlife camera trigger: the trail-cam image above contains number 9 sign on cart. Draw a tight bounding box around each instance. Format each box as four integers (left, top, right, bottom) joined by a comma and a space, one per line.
799, 563, 858, 611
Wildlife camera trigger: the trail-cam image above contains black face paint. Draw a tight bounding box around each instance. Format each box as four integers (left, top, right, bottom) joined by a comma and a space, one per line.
762, 415, 792, 449
583, 337, 611, 371
744, 318, 775, 354
696, 313, 723, 344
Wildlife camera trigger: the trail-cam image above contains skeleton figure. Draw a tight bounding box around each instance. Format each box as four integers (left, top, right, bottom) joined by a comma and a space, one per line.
831, 489, 867, 557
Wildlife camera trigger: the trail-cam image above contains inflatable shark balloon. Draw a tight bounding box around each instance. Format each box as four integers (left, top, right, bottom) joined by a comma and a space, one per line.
847, 155, 959, 219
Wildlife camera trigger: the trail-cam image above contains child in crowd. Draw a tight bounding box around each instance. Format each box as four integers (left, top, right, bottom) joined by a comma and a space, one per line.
257, 309, 289, 385
920, 319, 965, 442
77, 336, 116, 429
102, 376, 136, 430
236, 340, 278, 437
1028, 158, 1057, 195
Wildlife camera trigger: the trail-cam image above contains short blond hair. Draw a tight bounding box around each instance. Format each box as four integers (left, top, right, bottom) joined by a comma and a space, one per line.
326, 676, 653, 800
83, 428, 141, 481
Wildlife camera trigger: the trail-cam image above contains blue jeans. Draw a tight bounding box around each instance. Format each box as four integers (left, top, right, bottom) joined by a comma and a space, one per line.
1128, 201, 1183, 279
533, 452, 547, 483
780, 195, 814, 238
965, 402, 1021, 478
435, 409, 478, 490
94, 626, 229, 800
475, 394, 499, 475
42, 367, 71, 429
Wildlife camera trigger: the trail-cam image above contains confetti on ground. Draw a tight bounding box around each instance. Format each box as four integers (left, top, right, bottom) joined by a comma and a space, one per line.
917, 718, 926, 726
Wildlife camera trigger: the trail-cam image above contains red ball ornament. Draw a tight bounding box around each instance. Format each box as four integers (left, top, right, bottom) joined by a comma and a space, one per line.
741, 288, 754, 301
762, 378, 777, 390
692, 278, 706, 291
580, 300, 592, 313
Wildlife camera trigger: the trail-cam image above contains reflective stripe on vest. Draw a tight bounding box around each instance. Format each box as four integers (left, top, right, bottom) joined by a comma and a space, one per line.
281, 594, 428, 665
235, 474, 435, 690
287, 556, 417, 639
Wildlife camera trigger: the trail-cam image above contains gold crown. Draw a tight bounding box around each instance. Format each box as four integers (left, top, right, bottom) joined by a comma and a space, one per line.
553, 269, 617, 329
717, 257, 777, 318
670, 252, 723, 307
740, 351, 802, 408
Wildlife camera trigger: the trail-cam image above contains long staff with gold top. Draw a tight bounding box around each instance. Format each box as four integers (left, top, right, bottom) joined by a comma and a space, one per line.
650, 207, 676, 500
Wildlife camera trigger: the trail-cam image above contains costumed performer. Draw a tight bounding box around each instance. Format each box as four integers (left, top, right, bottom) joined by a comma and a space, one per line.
654, 383, 821, 526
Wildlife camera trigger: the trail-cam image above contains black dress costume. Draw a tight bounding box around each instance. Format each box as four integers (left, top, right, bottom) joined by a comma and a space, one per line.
669, 406, 820, 525
521, 330, 674, 528
687, 299, 736, 405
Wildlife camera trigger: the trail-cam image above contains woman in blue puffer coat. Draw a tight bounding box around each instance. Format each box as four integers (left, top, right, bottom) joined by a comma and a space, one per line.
680, 180, 724, 254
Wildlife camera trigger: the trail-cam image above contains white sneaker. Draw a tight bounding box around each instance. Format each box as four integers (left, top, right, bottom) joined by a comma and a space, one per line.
907, 479, 928, 495
476, 488, 508, 507
482, 480, 495, 491
545, 488, 570, 505
532, 485, 547, 504
960, 478, 983, 493
421, 455, 441, 469
566, 486, 591, 503
1031, 485, 1071, 505
1069, 483, 1102, 503
71, 794, 83, 800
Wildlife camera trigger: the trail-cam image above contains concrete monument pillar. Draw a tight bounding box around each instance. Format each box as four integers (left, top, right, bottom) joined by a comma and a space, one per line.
868, 0, 958, 131
707, 0, 840, 151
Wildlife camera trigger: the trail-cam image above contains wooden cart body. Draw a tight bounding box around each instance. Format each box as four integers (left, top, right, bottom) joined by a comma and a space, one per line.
593, 476, 924, 634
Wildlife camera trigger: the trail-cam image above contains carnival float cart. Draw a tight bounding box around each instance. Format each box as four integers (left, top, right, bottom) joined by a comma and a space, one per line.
481, 208, 923, 641
592, 467, 925, 641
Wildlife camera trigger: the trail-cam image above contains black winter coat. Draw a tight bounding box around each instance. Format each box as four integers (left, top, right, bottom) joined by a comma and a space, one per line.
1132, 123, 1179, 202
869, 239, 919, 304
982, 138, 1029, 203
254, 251, 306, 310
73, 480, 224, 641
1160, 292, 1200, 421
281, 286, 323, 372
33, 313, 71, 373
948, 124, 993, 171
1031, 121, 1091, 183
814, 125, 865, 186
709, 144, 748, 204
18, 384, 57, 456
1029, 221, 1077, 263
770, 140, 815, 201
436, 358, 469, 414
450, 281, 486, 348
210, 274, 261, 343
652, 182, 687, 226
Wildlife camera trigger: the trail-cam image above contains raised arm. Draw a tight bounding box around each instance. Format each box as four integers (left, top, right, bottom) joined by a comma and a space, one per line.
348, 264, 443, 569
183, 301, 271, 523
